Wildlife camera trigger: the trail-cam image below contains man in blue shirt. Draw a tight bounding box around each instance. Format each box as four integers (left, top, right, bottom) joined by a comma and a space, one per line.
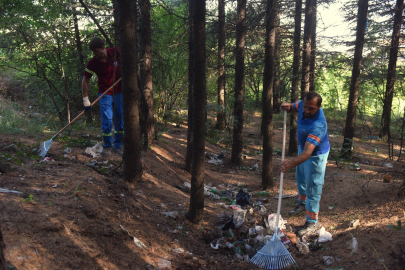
281, 91, 330, 236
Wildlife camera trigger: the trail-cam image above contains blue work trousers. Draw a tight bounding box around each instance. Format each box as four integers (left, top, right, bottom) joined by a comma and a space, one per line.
99, 92, 124, 149
295, 147, 329, 223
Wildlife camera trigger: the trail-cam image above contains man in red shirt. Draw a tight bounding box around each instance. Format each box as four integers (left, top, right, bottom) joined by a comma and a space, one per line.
82, 37, 123, 157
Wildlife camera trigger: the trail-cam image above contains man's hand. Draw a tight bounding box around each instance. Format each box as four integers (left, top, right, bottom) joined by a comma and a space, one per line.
281, 102, 294, 113
281, 160, 290, 172
83, 96, 92, 112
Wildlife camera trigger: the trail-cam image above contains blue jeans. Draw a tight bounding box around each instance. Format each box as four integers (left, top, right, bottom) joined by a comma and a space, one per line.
295, 147, 329, 223
99, 93, 124, 148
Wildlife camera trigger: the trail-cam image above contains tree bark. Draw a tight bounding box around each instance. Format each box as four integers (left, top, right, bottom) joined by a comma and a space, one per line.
262, 0, 278, 190
139, 0, 155, 149
273, 9, 281, 113
0, 223, 5, 270
187, 0, 206, 224
216, 0, 226, 130
185, 0, 194, 173
309, 0, 316, 92
300, 0, 315, 98
288, 0, 302, 156
231, 0, 247, 166
79, 0, 113, 47
118, 0, 142, 183
341, 0, 368, 159
380, 0, 404, 140
112, 0, 120, 46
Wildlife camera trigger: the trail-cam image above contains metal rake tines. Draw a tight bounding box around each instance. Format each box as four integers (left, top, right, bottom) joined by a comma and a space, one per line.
251, 253, 295, 269
38, 139, 52, 157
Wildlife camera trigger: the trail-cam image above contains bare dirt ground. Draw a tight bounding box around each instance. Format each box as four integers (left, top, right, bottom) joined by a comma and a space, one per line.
0, 97, 405, 269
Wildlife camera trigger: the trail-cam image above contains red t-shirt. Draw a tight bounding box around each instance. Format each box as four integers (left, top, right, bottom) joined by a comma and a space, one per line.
84, 47, 122, 95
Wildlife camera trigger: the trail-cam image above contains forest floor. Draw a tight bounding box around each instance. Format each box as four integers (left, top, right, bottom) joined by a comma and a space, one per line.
1, 83, 405, 270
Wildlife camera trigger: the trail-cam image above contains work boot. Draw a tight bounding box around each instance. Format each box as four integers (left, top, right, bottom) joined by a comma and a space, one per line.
101, 147, 111, 157
298, 221, 321, 236
288, 202, 306, 217
112, 147, 123, 156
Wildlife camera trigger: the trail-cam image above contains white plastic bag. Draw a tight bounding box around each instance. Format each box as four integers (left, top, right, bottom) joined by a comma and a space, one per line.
317, 227, 333, 242
233, 209, 246, 228
267, 213, 286, 231
347, 233, 358, 254
85, 142, 103, 158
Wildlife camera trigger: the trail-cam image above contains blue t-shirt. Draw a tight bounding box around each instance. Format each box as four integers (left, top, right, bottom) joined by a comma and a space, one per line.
293, 100, 330, 156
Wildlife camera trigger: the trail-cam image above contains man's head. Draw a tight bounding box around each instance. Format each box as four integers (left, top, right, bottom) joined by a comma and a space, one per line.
89, 37, 107, 60
302, 91, 322, 118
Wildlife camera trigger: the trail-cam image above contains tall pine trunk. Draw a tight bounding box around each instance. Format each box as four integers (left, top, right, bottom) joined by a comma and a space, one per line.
309, 0, 316, 92
139, 0, 155, 149
273, 10, 281, 113
216, 0, 226, 130
186, 0, 194, 173
300, 0, 315, 98
118, 0, 142, 183
288, 0, 302, 155
380, 0, 404, 140
231, 0, 247, 166
341, 0, 368, 159
0, 224, 5, 270
262, 0, 278, 189
73, 8, 84, 72
187, 0, 206, 224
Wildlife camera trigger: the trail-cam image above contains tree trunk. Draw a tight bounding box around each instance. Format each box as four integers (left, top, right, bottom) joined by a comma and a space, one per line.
309, 0, 316, 92
341, 0, 368, 159
187, 0, 206, 224
73, 8, 85, 72
139, 0, 155, 149
262, 0, 278, 190
273, 10, 281, 113
0, 224, 5, 270
300, 0, 315, 98
112, 0, 120, 46
79, 0, 113, 47
185, 0, 194, 173
118, 0, 142, 183
380, 0, 404, 140
216, 0, 226, 130
231, 0, 247, 166
288, 0, 302, 156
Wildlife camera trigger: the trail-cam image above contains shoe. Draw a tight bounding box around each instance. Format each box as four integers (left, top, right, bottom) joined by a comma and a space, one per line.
288, 202, 306, 217
101, 147, 111, 157
112, 147, 123, 156
298, 221, 321, 236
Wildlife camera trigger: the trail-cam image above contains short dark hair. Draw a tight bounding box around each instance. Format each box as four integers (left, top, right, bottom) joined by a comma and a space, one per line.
89, 37, 104, 51
303, 91, 322, 107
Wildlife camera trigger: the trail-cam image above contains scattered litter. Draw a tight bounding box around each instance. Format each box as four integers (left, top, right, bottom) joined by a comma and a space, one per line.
16, 257, 24, 260
161, 203, 167, 208
88, 177, 93, 181
163, 211, 179, 219
120, 194, 125, 197
323, 256, 335, 266
297, 240, 310, 255
158, 259, 171, 269
235, 189, 252, 208
383, 174, 391, 183
85, 142, 103, 158
208, 157, 223, 166
268, 213, 286, 231
52, 185, 57, 188
349, 219, 360, 228
119, 225, 146, 249
0, 188, 22, 194
385, 163, 393, 168
64, 148, 72, 154
328, 206, 334, 210
233, 209, 246, 228
210, 193, 220, 200
172, 248, 184, 254
42, 157, 51, 162
183, 182, 191, 190
136, 190, 143, 196
317, 227, 333, 242
366, 136, 378, 139
274, 194, 298, 199
347, 233, 358, 254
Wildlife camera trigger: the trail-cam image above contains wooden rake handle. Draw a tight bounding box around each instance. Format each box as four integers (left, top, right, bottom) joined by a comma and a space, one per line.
51, 78, 122, 140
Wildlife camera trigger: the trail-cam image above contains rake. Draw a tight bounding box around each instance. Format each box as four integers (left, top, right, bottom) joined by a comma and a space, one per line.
38, 78, 121, 157
250, 110, 296, 269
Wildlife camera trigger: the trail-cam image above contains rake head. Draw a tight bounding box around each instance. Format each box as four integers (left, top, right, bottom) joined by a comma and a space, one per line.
38, 139, 53, 157
250, 236, 296, 269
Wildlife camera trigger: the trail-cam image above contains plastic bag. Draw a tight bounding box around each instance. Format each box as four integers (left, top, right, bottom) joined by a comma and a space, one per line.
233, 209, 246, 228
85, 142, 103, 158
347, 233, 358, 254
267, 213, 286, 231
317, 227, 333, 242
235, 189, 252, 208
